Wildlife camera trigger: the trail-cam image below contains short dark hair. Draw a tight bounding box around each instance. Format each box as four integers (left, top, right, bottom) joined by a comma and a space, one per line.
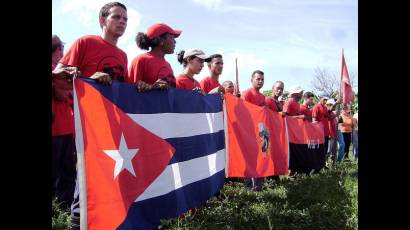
206, 54, 222, 63
251, 70, 264, 78
99, 2, 127, 18
303, 91, 314, 99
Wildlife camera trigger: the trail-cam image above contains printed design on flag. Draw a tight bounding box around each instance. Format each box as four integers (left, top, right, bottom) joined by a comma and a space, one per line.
307, 139, 321, 149
258, 122, 270, 157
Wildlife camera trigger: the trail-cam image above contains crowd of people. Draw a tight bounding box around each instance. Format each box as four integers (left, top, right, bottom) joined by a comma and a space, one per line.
52, 2, 358, 229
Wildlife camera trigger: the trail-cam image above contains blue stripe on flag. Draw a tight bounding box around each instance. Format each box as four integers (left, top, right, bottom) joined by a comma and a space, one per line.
117, 169, 225, 230
80, 78, 222, 114
166, 130, 225, 164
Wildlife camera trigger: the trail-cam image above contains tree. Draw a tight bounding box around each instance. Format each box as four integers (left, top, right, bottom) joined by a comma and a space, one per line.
311, 67, 357, 97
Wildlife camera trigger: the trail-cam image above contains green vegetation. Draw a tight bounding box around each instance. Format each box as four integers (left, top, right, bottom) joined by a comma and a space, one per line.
53, 160, 358, 230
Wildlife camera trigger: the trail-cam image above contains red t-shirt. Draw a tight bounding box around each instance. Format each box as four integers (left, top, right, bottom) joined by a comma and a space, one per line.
127, 52, 176, 87
312, 103, 330, 136
56, 35, 128, 135
328, 112, 337, 138
60, 35, 128, 81
300, 104, 312, 119
199, 76, 221, 94
283, 98, 301, 116
52, 65, 74, 136
265, 96, 282, 112
241, 88, 265, 106
176, 74, 201, 90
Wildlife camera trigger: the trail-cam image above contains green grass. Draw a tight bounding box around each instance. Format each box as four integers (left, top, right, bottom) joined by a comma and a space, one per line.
160, 160, 358, 230
52, 160, 357, 230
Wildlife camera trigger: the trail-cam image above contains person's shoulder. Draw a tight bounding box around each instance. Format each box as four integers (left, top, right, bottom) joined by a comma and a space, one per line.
200, 76, 211, 83
130, 52, 149, 63
76, 35, 100, 43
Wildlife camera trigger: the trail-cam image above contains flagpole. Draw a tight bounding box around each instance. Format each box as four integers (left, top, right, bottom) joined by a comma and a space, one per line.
235, 58, 240, 96
340, 49, 344, 107
73, 77, 88, 230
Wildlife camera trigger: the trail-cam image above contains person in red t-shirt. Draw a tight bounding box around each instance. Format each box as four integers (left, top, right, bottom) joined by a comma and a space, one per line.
54, 2, 130, 227
51, 34, 77, 211
127, 23, 182, 91
312, 93, 340, 170
200, 54, 225, 94
283, 86, 305, 119
241, 70, 266, 107
265, 81, 285, 116
175, 49, 210, 94
222, 80, 235, 95
241, 70, 266, 191
326, 99, 338, 162
300, 91, 314, 122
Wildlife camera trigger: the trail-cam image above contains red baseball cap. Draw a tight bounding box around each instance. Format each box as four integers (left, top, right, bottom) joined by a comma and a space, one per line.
146, 23, 182, 39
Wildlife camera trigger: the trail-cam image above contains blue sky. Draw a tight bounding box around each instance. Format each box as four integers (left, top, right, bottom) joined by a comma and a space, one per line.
52, 0, 358, 93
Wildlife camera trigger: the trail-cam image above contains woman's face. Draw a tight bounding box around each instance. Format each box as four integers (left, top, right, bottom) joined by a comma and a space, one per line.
188, 57, 204, 74
161, 33, 177, 54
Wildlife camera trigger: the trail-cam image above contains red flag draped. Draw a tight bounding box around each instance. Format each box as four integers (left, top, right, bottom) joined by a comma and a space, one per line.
225, 94, 288, 177
341, 50, 354, 104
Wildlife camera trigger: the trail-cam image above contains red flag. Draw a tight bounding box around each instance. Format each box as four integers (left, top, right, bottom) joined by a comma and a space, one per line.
341, 50, 354, 104
225, 93, 288, 177
234, 58, 240, 95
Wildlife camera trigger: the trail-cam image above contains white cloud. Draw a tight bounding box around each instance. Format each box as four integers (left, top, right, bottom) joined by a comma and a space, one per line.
192, 0, 223, 10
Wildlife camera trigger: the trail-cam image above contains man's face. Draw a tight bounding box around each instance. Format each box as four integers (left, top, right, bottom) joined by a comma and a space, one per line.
224, 82, 234, 94
272, 82, 284, 97
252, 73, 264, 90
321, 98, 328, 105
102, 6, 128, 38
304, 96, 314, 106
208, 57, 223, 76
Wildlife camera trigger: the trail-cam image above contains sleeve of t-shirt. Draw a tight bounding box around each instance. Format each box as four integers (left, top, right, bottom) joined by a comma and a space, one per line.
59, 37, 84, 68
283, 100, 290, 113
176, 78, 185, 89
312, 105, 319, 118
199, 79, 209, 93
127, 56, 144, 84
241, 91, 251, 102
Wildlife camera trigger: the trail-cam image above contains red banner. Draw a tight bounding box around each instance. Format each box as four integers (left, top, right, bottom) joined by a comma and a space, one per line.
225, 94, 288, 177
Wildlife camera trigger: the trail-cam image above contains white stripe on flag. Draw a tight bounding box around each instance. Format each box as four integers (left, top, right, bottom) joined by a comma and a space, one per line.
127, 112, 224, 139
136, 149, 225, 202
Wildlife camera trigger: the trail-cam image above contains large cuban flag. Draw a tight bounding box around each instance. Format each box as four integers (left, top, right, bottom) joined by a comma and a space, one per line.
73, 78, 226, 230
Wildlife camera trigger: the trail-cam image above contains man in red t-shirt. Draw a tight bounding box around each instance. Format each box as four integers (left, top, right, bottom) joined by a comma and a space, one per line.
222, 80, 234, 95
55, 2, 128, 84
54, 2, 129, 227
312, 93, 340, 170
326, 99, 338, 162
241, 70, 266, 106
300, 91, 314, 122
241, 70, 266, 191
200, 54, 225, 94
265, 81, 285, 116
283, 86, 305, 119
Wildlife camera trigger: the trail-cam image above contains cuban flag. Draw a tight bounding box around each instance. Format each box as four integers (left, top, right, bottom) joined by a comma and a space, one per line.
73, 78, 226, 230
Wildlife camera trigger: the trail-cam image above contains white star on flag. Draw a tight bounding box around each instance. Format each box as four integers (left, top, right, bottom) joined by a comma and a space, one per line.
103, 133, 139, 179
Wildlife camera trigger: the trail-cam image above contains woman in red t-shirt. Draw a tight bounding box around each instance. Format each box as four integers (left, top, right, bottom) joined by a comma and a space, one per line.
128, 23, 182, 91
175, 49, 210, 95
